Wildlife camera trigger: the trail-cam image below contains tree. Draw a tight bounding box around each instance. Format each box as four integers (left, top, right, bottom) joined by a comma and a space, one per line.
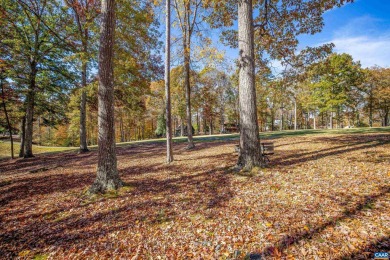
113, 0, 163, 142
1, 0, 71, 158
165, 0, 173, 162
64, 0, 100, 153
89, 0, 122, 193
172, 0, 205, 149
309, 53, 363, 128
170, 66, 188, 135
237, 0, 263, 169
367, 67, 390, 126
197, 67, 231, 135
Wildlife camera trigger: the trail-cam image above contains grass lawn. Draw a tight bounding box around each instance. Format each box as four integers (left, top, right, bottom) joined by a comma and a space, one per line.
0, 127, 389, 259
0, 141, 77, 160
1, 127, 389, 159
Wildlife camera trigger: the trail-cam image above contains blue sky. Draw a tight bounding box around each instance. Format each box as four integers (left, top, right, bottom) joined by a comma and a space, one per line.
299, 0, 390, 68
218, 0, 390, 69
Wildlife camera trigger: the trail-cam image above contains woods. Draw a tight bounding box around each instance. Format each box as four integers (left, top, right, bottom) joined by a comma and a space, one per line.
0, 0, 390, 257
1, 0, 389, 161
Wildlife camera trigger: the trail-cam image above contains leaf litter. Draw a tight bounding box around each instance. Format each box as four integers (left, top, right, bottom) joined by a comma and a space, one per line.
0, 132, 389, 259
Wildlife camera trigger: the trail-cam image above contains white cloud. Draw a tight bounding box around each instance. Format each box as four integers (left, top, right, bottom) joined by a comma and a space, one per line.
328, 15, 390, 68
331, 35, 390, 68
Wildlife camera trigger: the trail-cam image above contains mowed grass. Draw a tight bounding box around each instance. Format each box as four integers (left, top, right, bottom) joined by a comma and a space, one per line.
0, 141, 77, 159
1, 127, 389, 159
0, 127, 389, 259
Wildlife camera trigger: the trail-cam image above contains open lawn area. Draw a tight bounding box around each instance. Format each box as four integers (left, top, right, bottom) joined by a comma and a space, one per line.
0, 128, 389, 259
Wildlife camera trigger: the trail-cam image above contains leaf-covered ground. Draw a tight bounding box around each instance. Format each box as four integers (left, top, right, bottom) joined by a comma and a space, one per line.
0, 131, 389, 259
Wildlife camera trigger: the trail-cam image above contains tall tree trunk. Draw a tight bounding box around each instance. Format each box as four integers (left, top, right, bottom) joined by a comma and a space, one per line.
37, 115, 41, 146
19, 116, 26, 158
142, 121, 145, 140
1, 81, 14, 159
294, 98, 297, 130
180, 118, 184, 136
196, 110, 200, 135
337, 107, 340, 128
313, 111, 316, 129
203, 112, 206, 134
79, 60, 89, 152
280, 108, 284, 131
24, 84, 35, 158
220, 106, 225, 133
24, 67, 36, 158
89, 0, 122, 193
119, 111, 124, 142
330, 111, 333, 129
165, 0, 173, 163
237, 0, 263, 169
209, 117, 213, 135
183, 34, 194, 149
173, 117, 177, 137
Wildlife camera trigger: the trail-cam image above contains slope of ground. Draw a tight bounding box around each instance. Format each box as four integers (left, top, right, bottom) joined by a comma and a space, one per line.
0, 129, 389, 259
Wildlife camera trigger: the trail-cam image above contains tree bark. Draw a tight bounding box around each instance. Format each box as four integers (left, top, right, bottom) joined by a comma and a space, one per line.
180, 118, 184, 136
37, 115, 41, 146
24, 81, 35, 158
119, 111, 124, 142
280, 108, 284, 131
220, 105, 225, 133
79, 60, 89, 152
89, 0, 122, 193
183, 1, 195, 149
330, 111, 333, 129
237, 0, 263, 169
19, 116, 26, 158
196, 110, 200, 135
313, 111, 316, 129
71, 1, 90, 152
165, 0, 173, 163
294, 98, 297, 130
209, 117, 213, 135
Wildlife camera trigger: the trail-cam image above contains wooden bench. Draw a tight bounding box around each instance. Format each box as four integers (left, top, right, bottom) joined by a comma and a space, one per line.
234, 142, 274, 162
261, 142, 274, 162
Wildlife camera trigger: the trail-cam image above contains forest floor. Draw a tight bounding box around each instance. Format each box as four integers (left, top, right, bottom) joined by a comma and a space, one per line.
0, 128, 389, 259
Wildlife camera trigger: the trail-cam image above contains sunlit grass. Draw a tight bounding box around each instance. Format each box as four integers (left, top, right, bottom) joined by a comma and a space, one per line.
0, 141, 76, 159
1, 127, 389, 159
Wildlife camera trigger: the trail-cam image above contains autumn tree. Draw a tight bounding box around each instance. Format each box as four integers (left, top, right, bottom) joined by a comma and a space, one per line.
170, 66, 188, 135
64, 0, 100, 153
172, 0, 207, 149
113, 0, 163, 142
366, 67, 390, 126
165, 0, 173, 162
89, 0, 122, 193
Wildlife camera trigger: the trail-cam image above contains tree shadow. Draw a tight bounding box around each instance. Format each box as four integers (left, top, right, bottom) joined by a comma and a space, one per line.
253, 185, 390, 257
271, 134, 390, 167
336, 235, 390, 260
0, 141, 237, 258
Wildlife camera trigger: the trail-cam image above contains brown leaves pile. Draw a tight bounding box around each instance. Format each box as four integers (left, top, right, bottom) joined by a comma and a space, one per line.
0, 132, 389, 259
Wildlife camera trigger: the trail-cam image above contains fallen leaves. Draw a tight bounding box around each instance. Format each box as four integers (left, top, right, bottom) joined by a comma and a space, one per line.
0, 132, 389, 259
